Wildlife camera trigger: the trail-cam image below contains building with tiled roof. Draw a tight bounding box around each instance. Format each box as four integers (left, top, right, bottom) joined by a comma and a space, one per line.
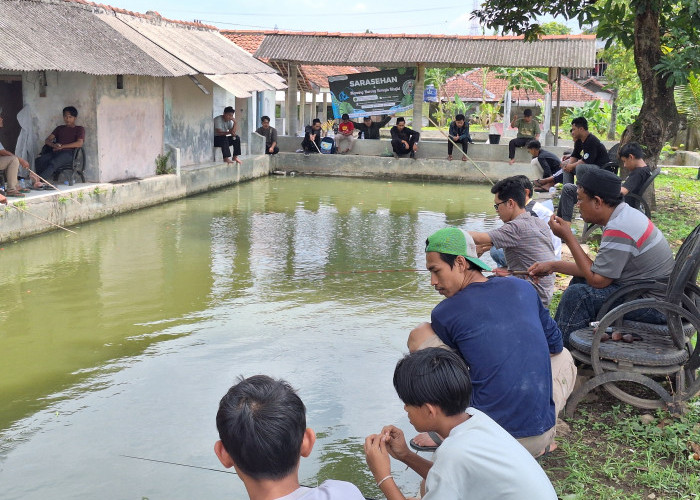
443, 69, 606, 107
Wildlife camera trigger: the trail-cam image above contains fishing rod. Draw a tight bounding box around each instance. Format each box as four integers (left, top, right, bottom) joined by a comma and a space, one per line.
120, 454, 378, 499
426, 116, 495, 186
319, 268, 542, 277
10, 204, 77, 234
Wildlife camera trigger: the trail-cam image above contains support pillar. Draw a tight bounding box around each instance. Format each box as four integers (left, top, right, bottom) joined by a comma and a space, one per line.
544, 92, 554, 146
412, 63, 425, 132
312, 91, 318, 121
287, 64, 298, 136
554, 68, 562, 146
300, 88, 307, 131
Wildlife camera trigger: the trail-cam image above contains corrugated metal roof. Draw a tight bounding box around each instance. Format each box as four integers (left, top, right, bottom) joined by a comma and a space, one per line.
205, 73, 287, 98
0, 0, 285, 89
254, 34, 597, 69
0, 0, 174, 76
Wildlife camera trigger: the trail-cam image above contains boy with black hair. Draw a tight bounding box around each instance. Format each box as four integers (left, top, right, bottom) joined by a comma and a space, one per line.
35, 105, 86, 181
526, 139, 561, 178
215, 375, 365, 500
351, 114, 393, 140
364, 348, 557, 499
447, 113, 471, 161
390, 117, 419, 158
255, 116, 279, 155
336, 113, 355, 153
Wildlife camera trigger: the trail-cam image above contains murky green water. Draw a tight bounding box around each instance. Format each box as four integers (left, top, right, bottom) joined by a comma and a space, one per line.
0, 176, 500, 499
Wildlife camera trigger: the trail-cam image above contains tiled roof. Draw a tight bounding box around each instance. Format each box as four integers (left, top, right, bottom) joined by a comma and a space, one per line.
300, 65, 377, 89
442, 69, 602, 104
253, 32, 596, 69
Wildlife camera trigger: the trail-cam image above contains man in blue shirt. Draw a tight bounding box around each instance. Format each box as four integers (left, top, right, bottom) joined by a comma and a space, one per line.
408, 227, 575, 457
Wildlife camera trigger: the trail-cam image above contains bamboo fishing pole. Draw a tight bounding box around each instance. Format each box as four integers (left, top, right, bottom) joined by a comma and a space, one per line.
426, 116, 495, 186
11, 204, 77, 234
320, 268, 543, 277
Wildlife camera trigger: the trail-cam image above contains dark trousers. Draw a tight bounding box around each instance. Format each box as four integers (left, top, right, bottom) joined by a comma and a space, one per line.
447, 138, 469, 156
265, 145, 280, 155
35, 150, 74, 180
214, 135, 241, 159
391, 137, 417, 155
508, 137, 531, 159
301, 137, 321, 153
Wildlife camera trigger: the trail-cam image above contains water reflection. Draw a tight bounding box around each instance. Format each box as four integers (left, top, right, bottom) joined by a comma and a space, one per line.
0, 176, 499, 499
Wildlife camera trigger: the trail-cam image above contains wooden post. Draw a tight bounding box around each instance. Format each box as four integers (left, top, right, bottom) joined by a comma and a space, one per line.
287, 63, 298, 136
412, 63, 425, 132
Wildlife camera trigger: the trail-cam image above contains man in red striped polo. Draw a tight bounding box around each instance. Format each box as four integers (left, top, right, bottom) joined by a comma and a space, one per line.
528, 168, 674, 346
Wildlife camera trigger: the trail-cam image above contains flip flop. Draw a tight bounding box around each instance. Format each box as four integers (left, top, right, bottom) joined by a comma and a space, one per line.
5, 190, 25, 197
409, 431, 443, 452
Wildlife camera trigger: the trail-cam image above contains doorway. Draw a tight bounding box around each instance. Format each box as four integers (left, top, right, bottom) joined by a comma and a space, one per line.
0, 77, 23, 152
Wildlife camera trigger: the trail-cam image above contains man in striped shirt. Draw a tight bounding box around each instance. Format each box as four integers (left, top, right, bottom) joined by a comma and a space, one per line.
528, 168, 674, 346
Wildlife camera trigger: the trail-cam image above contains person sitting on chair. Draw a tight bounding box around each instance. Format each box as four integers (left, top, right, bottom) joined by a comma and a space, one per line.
215, 375, 365, 500
529, 168, 674, 347
214, 106, 242, 165
34, 106, 84, 183
390, 117, 419, 159
555, 142, 652, 223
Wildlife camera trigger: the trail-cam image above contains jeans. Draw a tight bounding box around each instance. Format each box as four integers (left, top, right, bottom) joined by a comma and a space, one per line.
556, 183, 578, 222
555, 277, 667, 347
489, 247, 507, 268
391, 137, 417, 155
35, 149, 74, 180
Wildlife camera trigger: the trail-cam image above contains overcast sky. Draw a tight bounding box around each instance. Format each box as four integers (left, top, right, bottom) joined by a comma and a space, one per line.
101, 0, 579, 35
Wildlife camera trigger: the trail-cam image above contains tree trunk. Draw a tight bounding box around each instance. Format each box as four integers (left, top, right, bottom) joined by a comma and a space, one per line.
607, 88, 618, 141
622, 6, 680, 169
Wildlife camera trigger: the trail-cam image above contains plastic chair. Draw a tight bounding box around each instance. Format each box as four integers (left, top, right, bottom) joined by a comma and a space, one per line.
53, 147, 86, 186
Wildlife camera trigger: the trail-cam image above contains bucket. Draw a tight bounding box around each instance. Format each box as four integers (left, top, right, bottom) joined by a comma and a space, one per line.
488, 134, 501, 145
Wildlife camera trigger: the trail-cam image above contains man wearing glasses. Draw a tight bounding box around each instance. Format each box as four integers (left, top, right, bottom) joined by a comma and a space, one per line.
468, 176, 556, 307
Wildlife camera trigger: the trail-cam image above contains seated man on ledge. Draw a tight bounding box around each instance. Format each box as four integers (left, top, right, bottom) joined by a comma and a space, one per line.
351, 114, 393, 140
407, 227, 575, 458
301, 119, 324, 154
365, 348, 557, 500
507, 108, 539, 165
214, 106, 242, 165
390, 117, 419, 159
529, 168, 674, 347
35, 106, 85, 183
255, 115, 279, 155
215, 375, 365, 500
335, 113, 355, 154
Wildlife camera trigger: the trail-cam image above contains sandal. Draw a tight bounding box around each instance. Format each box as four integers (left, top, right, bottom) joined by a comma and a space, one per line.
409, 431, 444, 452
5, 189, 25, 197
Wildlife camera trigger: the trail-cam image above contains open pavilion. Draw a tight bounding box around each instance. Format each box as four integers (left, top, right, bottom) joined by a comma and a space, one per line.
251, 32, 597, 144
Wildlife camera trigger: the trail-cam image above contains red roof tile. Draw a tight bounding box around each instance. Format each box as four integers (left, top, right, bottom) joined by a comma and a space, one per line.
443, 68, 602, 104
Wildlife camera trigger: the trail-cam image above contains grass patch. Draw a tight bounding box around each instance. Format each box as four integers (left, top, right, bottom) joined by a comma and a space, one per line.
544, 400, 700, 499
654, 167, 700, 249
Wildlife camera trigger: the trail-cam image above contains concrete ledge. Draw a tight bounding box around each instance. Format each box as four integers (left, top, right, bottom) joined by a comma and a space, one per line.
270, 152, 540, 183
0, 156, 270, 243
275, 135, 572, 164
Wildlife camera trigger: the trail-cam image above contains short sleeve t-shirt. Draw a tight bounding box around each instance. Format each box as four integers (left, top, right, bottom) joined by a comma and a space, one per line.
431, 277, 560, 438
424, 408, 558, 500
623, 165, 651, 195
591, 203, 674, 290
338, 121, 354, 136
487, 213, 556, 306
52, 126, 85, 149
214, 115, 234, 133
274, 480, 365, 500
515, 118, 540, 138
571, 133, 608, 167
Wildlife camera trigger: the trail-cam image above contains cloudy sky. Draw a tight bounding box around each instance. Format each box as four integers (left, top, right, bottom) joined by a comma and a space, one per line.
99, 0, 577, 35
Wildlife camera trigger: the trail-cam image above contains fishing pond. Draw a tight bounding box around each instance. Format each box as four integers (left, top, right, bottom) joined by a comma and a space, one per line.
0, 176, 501, 499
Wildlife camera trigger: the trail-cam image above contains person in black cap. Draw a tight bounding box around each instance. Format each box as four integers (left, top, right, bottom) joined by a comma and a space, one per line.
336, 113, 355, 153
529, 168, 674, 346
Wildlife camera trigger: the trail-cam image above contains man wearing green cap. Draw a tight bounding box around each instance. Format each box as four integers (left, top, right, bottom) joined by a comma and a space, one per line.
529, 168, 674, 346
408, 227, 572, 458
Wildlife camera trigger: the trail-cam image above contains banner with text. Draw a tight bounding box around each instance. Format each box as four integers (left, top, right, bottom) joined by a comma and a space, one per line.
328, 68, 416, 119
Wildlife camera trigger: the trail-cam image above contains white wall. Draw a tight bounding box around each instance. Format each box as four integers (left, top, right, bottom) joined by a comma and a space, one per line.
95, 74, 163, 181
164, 76, 214, 166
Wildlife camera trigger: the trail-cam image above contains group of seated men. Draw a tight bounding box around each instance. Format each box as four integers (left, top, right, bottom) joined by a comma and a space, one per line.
211, 142, 676, 498
0, 106, 84, 204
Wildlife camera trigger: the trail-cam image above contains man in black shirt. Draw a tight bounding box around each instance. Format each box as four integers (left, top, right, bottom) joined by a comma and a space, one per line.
351, 114, 393, 140
556, 142, 651, 222
527, 140, 561, 178
561, 116, 608, 184
390, 117, 420, 158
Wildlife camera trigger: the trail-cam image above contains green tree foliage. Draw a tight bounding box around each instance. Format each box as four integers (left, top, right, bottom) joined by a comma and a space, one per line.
675, 72, 700, 128
473, 0, 700, 162
539, 21, 572, 35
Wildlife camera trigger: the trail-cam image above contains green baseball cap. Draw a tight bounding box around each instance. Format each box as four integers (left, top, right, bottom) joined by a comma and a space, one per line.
425, 227, 491, 271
